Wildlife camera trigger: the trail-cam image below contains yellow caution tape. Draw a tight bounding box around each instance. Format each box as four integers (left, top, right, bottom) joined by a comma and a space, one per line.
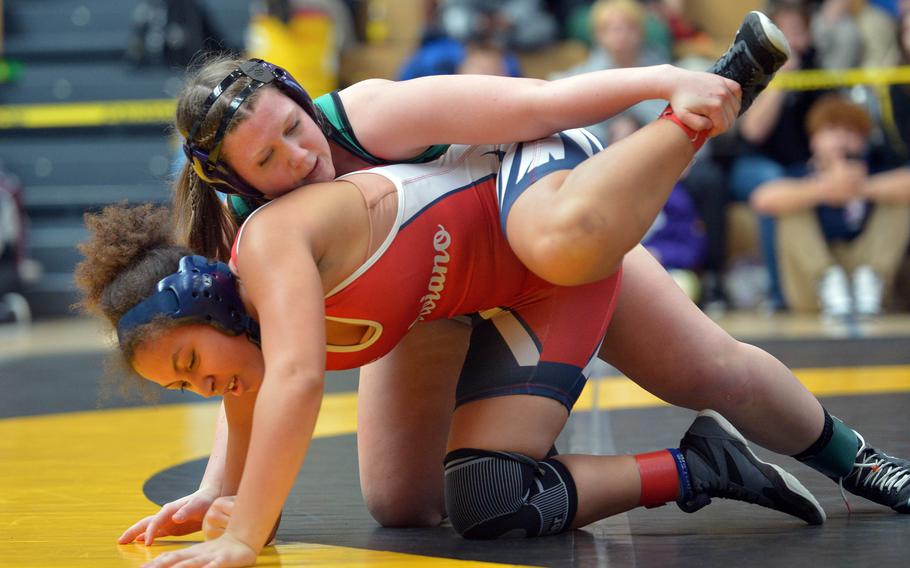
770, 65, 910, 91
2, 66, 910, 130
0, 98, 176, 129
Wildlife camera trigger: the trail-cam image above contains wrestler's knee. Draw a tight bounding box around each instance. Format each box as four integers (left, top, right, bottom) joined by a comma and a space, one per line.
444, 448, 576, 539
362, 483, 445, 528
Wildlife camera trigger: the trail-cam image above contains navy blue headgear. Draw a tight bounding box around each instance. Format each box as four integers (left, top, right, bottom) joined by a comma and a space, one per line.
181, 58, 322, 198
116, 255, 260, 346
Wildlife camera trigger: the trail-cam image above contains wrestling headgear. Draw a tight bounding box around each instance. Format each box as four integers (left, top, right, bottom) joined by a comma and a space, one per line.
181, 58, 322, 198
116, 255, 260, 346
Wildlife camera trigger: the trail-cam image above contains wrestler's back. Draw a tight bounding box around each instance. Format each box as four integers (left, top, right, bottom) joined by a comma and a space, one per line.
325, 144, 546, 369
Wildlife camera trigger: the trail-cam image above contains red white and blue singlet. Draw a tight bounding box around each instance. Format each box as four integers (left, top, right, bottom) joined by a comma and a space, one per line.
236, 129, 622, 411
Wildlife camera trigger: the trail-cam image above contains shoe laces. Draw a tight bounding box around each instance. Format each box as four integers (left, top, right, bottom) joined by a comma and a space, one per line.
837, 433, 910, 512
715, 42, 761, 86
695, 470, 760, 504
848, 447, 910, 493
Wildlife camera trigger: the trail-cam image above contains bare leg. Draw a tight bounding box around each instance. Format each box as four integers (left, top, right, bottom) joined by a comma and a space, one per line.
506, 120, 697, 286
357, 318, 470, 526
599, 245, 824, 455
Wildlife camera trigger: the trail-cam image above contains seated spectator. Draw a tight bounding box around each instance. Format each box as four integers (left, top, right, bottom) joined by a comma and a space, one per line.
549, 0, 668, 143
0, 168, 31, 324
398, 34, 521, 79
647, 0, 721, 62
810, 0, 863, 69
398, 2, 522, 79
609, 116, 713, 307
439, 0, 558, 51
750, 94, 910, 317
642, 179, 709, 303
729, 0, 825, 309
808, 0, 901, 68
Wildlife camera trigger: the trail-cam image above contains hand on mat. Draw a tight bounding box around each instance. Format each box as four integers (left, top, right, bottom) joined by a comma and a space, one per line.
141, 533, 257, 568
202, 496, 235, 541
118, 485, 221, 545
204, 496, 281, 545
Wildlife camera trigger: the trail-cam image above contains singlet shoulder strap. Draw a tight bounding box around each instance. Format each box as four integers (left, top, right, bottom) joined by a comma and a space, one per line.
230, 200, 276, 272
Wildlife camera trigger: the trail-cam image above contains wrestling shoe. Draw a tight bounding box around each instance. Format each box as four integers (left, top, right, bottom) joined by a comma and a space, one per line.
677, 410, 826, 525
707, 11, 791, 114
836, 431, 910, 513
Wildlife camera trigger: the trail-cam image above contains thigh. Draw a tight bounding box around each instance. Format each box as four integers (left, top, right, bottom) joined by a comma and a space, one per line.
357, 317, 471, 520
598, 245, 744, 407
450, 272, 622, 456
498, 129, 604, 275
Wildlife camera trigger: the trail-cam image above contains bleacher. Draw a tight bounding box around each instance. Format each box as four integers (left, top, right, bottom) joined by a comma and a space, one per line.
0, 0, 248, 316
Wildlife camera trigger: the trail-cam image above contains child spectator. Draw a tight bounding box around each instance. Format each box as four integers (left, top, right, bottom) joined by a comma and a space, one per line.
750, 94, 910, 317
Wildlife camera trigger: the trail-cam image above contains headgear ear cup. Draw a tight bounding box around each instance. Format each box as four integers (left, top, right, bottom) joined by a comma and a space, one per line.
117, 255, 260, 346
181, 59, 322, 198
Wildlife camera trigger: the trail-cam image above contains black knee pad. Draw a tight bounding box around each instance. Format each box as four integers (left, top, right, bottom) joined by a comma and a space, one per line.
443, 448, 577, 539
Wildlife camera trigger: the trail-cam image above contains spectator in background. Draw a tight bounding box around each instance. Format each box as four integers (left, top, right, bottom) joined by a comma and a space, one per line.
608, 115, 714, 308
646, 0, 722, 63
439, 0, 558, 51
750, 94, 910, 317
878, 6, 910, 164
549, 0, 667, 143
808, 0, 902, 68
0, 167, 31, 324
398, 1, 522, 79
729, 0, 825, 310
557, 1, 730, 310
126, 0, 227, 67
810, 0, 863, 69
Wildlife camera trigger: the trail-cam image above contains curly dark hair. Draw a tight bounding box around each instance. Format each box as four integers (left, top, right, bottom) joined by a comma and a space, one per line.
74, 203, 192, 358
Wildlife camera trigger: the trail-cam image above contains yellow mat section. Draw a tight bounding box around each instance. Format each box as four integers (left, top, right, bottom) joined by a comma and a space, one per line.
2, 364, 909, 566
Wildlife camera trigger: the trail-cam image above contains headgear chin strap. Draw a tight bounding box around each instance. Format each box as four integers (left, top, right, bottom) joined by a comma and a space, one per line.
182, 58, 322, 198
116, 255, 260, 347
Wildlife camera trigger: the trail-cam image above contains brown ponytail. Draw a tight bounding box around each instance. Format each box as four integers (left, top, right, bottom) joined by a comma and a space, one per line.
172, 162, 237, 261
172, 53, 268, 260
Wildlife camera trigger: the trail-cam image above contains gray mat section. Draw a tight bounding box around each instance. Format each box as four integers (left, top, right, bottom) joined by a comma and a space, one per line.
0, 351, 358, 419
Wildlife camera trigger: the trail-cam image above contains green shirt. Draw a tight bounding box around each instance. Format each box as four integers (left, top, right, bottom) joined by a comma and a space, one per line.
227, 91, 449, 222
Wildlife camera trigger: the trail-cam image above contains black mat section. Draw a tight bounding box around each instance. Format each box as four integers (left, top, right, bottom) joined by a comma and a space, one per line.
144, 394, 910, 568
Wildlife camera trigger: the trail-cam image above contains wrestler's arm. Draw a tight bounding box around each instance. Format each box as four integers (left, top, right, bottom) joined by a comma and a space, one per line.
340, 65, 735, 158
117, 404, 229, 545
221, 203, 328, 555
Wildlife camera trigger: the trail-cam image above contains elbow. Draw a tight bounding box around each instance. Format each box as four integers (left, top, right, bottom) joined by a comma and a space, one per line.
749, 189, 776, 216
265, 360, 325, 398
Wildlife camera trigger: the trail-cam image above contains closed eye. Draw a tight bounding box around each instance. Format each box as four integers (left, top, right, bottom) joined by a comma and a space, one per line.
258, 150, 273, 167
285, 119, 299, 136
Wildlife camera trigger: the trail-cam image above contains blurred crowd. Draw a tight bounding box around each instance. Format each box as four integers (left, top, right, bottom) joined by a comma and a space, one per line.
393, 0, 910, 319
3, 0, 910, 323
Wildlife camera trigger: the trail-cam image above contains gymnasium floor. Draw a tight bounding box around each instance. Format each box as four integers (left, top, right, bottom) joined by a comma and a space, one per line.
2, 314, 909, 567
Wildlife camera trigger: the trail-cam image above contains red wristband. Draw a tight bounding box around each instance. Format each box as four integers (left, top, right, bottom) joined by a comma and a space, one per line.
658, 105, 709, 151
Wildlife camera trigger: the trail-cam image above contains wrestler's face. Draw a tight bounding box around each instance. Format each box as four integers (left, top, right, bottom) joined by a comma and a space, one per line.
131, 324, 264, 398
221, 88, 335, 199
